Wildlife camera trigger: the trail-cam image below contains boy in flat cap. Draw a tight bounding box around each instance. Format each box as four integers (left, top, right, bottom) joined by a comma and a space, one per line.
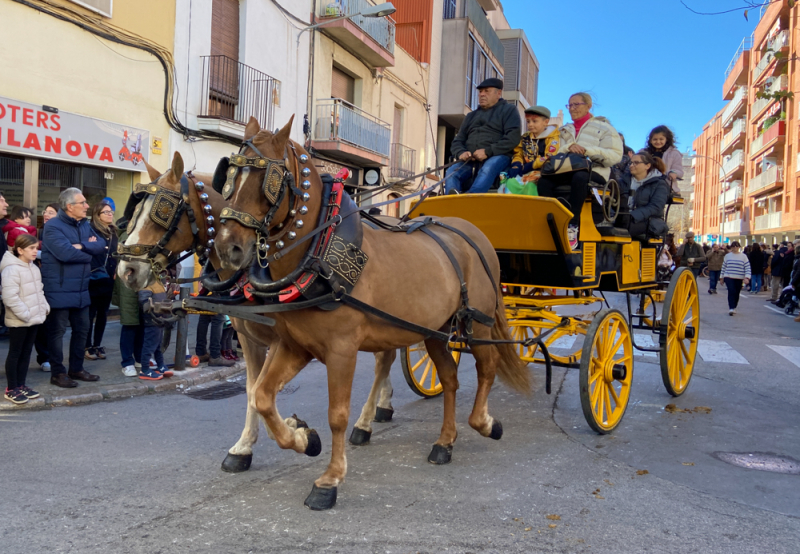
507, 105, 559, 189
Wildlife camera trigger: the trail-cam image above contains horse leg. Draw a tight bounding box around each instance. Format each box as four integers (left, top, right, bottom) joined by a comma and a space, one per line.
468, 344, 503, 440
221, 335, 270, 473
305, 350, 358, 511
423, 339, 459, 465
374, 349, 397, 422
252, 342, 316, 455
350, 350, 395, 445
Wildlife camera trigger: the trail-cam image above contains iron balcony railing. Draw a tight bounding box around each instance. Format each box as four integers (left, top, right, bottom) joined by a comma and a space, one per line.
314, 98, 391, 157
749, 165, 782, 194
200, 55, 277, 131
721, 86, 747, 127
318, 0, 395, 54
754, 30, 789, 81
390, 143, 416, 178
754, 211, 782, 231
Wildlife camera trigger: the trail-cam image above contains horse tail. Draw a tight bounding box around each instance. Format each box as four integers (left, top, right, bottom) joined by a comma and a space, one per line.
490, 290, 532, 395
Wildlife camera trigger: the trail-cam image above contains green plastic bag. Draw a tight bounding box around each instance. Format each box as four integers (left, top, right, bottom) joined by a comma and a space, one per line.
501, 175, 538, 196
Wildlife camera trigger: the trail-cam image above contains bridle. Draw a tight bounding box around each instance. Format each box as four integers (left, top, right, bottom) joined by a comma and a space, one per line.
215, 138, 311, 267
115, 172, 214, 277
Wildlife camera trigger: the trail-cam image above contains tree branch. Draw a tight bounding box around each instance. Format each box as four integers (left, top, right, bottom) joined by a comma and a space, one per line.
679, 0, 781, 16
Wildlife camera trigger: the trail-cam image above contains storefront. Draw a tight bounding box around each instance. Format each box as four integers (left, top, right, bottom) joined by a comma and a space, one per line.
0, 95, 150, 223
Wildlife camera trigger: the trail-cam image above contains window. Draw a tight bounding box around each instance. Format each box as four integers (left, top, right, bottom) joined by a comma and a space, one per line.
465, 34, 501, 110
443, 0, 457, 19
0, 155, 25, 209
332, 66, 356, 104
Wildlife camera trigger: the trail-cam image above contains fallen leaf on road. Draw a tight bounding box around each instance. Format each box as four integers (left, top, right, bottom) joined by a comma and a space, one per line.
682, 462, 695, 466
594, 495, 605, 500
524, 527, 532, 532
636, 469, 649, 475
664, 404, 684, 413
692, 406, 712, 414
546, 514, 561, 520
513, 518, 520, 522
604, 479, 614, 486
549, 524, 557, 528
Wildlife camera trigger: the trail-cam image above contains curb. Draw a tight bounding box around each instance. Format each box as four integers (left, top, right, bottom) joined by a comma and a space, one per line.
0, 361, 246, 411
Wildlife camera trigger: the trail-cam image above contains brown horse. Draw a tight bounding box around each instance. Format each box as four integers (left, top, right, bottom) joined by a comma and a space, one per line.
116, 152, 397, 474
213, 117, 530, 510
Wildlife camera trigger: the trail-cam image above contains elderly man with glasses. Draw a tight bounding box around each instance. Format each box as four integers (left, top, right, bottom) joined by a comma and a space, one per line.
41, 187, 106, 388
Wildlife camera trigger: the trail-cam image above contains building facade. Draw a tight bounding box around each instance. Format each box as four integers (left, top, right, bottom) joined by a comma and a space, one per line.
0, 0, 177, 221
693, 0, 799, 245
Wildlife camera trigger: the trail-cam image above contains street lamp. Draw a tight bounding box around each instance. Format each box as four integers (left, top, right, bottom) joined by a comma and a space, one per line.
297, 2, 397, 45
688, 153, 727, 245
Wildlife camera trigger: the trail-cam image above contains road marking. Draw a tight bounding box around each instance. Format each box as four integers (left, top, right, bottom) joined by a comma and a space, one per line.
764, 305, 796, 319
633, 334, 658, 357
766, 345, 800, 368
697, 339, 749, 364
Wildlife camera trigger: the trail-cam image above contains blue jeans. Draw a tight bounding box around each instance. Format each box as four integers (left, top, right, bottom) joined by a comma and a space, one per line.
46, 306, 90, 376
141, 325, 164, 370
196, 313, 224, 359
708, 270, 721, 291
750, 273, 763, 293
120, 324, 144, 368
444, 156, 510, 194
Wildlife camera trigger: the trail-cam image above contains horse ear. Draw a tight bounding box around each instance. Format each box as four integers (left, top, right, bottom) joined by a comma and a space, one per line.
244, 117, 261, 140
171, 151, 184, 182
143, 160, 161, 182
275, 115, 295, 145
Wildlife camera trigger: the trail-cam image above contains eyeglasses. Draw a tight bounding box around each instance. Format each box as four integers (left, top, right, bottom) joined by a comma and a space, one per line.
100, 210, 114, 216
629, 161, 647, 166
566, 102, 586, 108
69, 201, 89, 206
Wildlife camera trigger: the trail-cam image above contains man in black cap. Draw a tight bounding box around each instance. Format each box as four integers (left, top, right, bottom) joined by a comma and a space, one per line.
445, 77, 521, 194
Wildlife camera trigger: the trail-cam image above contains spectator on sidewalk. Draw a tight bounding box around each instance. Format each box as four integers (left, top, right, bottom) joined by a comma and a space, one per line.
706, 244, 725, 294
42, 188, 105, 388
34, 203, 60, 372
136, 279, 173, 380
196, 309, 234, 367
1, 234, 49, 404
721, 241, 751, 316
0, 192, 10, 337
677, 232, 706, 277
747, 243, 765, 294
84, 202, 118, 361
770, 242, 788, 302
781, 242, 795, 288
112, 227, 144, 377
4, 206, 36, 248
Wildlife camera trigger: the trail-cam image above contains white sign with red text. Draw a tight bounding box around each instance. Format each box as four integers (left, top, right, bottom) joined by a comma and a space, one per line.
0, 95, 149, 170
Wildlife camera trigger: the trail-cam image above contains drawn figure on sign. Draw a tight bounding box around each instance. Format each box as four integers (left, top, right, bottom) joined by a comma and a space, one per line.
119, 131, 144, 166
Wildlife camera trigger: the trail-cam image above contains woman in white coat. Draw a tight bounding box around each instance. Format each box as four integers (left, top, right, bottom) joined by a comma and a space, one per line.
1, 234, 49, 404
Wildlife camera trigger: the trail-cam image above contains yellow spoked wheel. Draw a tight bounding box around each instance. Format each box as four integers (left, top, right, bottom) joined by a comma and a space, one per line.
659, 267, 700, 396
579, 309, 634, 434
401, 343, 461, 398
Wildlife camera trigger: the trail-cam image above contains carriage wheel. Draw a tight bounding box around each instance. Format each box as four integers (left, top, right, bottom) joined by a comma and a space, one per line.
579, 309, 633, 434
659, 267, 699, 397
638, 294, 658, 329
401, 343, 461, 398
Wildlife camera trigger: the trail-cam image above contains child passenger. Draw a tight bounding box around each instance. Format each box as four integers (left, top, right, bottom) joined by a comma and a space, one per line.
1, 234, 49, 404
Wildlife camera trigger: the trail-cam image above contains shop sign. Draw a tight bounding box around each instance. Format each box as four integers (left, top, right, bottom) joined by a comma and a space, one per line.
0, 95, 149, 171
151, 136, 162, 155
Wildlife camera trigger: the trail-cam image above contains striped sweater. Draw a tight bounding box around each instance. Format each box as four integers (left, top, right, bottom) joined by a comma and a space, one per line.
721, 252, 751, 280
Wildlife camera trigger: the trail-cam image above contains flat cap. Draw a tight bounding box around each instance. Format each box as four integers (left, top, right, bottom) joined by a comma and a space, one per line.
476, 77, 503, 90
685, 231, 695, 239
524, 105, 551, 119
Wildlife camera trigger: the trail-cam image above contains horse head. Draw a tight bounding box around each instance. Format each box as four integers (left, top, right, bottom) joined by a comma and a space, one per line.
117, 151, 217, 291
215, 116, 320, 282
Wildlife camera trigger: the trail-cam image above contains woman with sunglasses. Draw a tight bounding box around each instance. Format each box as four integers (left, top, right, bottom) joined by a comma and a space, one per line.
84, 202, 118, 361
536, 92, 623, 249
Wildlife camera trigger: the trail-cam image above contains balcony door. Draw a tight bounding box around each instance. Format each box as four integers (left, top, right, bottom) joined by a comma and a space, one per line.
331, 66, 355, 104
209, 0, 240, 120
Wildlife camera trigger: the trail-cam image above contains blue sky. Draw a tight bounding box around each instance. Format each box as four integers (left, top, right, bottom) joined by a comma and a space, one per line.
502, 0, 759, 153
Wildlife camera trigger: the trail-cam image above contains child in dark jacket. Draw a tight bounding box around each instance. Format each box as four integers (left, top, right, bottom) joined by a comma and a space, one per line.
137, 281, 173, 380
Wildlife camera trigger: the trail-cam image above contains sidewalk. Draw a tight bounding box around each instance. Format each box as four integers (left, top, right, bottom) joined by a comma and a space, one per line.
0, 315, 246, 411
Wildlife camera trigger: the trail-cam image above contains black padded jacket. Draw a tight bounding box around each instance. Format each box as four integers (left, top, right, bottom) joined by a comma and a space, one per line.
451, 99, 521, 159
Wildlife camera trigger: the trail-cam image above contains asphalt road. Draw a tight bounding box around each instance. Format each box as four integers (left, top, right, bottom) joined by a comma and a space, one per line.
3, 279, 800, 553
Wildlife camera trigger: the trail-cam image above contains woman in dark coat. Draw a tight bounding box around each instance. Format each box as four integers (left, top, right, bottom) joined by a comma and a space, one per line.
747, 243, 765, 294
84, 202, 118, 360
626, 151, 670, 237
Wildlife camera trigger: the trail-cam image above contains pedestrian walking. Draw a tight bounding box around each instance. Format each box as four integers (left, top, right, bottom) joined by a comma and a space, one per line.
677, 232, 706, 277
706, 244, 725, 294
84, 202, 118, 361
41, 188, 105, 388
1, 234, 49, 404
747, 243, 765, 294
781, 242, 795, 288
721, 241, 751, 316
769, 242, 788, 301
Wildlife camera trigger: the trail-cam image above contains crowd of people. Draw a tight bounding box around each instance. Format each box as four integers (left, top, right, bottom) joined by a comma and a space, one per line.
1, 187, 237, 405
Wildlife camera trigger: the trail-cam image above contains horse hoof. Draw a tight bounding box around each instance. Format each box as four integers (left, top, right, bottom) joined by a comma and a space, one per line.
373, 407, 394, 422
305, 429, 322, 457
427, 444, 453, 465
291, 414, 309, 429
221, 453, 252, 473
489, 420, 503, 440
304, 484, 337, 511
349, 426, 371, 445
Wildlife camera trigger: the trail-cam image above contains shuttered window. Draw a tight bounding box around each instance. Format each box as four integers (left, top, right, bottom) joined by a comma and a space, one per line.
331, 66, 355, 104
211, 0, 240, 60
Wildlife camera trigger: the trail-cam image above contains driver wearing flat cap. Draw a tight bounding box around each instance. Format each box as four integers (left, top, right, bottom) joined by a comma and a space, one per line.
445, 77, 521, 194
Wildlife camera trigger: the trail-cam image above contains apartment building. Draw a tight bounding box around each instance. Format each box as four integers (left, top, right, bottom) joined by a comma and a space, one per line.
693, 0, 799, 245
0, 0, 177, 220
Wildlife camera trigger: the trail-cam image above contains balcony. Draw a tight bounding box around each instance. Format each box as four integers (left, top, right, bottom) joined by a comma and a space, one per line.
719, 118, 746, 155
389, 143, 415, 179
197, 56, 277, 138
312, 98, 391, 166
749, 164, 783, 195
751, 74, 788, 119
721, 86, 747, 127
316, 0, 395, 67
718, 182, 742, 207
754, 211, 782, 231
750, 120, 786, 158
753, 30, 789, 82
723, 218, 749, 235
720, 150, 744, 179
723, 36, 752, 100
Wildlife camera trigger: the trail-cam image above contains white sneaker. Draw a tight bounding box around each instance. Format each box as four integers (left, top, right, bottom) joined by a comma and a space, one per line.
134, 362, 142, 369
122, 365, 137, 377
41, 362, 51, 372
729, 309, 735, 316
567, 225, 579, 250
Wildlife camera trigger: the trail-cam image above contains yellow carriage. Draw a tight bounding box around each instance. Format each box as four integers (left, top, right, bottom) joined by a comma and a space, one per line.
400, 190, 699, 434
